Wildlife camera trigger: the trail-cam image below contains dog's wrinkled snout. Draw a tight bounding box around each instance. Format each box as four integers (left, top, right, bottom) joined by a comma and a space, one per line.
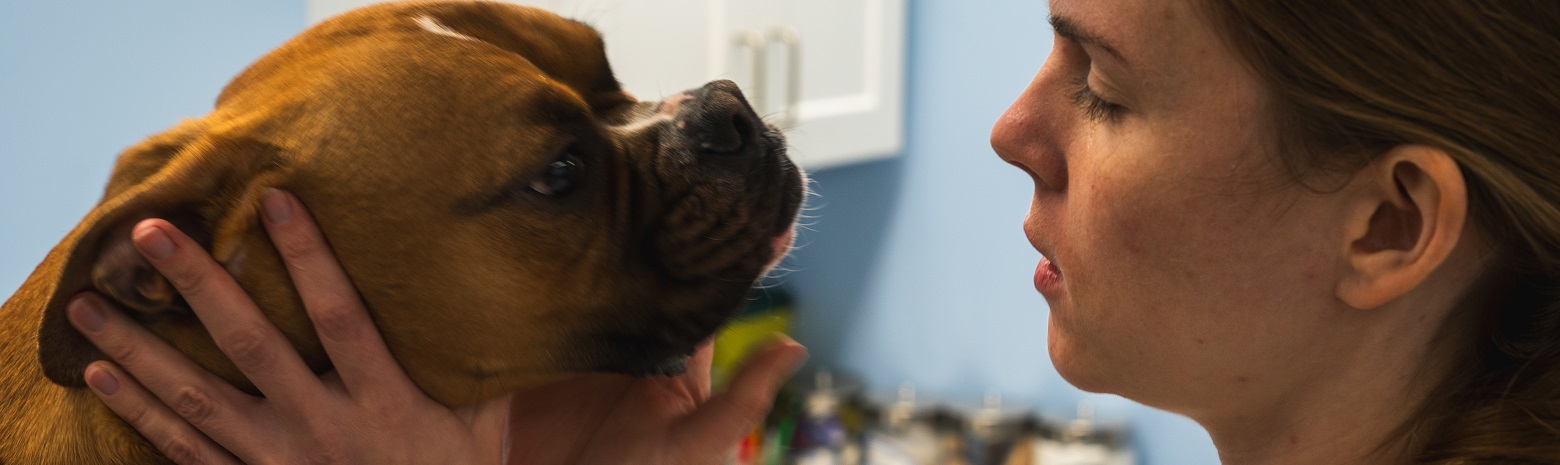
682, 80, 762, 156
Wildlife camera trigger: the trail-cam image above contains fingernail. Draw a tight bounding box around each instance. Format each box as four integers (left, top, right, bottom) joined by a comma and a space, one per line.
766, 333, 807, 370
785, 347, 810, 375
261, 188, 292, 224
132, 225, 175, 261
86, 365, 119, 396
69, 297, 107, 333
775, 340, 809, 386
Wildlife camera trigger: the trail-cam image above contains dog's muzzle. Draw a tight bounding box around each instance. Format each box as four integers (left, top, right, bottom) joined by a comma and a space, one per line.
647, 79, 800, 282
592, 79, 804, 376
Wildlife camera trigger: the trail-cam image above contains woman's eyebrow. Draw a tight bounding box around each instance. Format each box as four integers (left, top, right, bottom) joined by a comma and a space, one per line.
1049, 15, 1130, 65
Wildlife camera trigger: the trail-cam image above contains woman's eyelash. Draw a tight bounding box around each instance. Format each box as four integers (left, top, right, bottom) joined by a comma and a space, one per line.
1069, 74, 1124, 122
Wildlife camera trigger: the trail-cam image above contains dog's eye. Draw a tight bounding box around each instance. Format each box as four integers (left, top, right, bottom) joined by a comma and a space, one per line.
529, 152, 583, 197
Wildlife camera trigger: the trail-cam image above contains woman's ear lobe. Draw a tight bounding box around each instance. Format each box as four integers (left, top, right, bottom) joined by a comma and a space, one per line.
1337, 145, 1469, 310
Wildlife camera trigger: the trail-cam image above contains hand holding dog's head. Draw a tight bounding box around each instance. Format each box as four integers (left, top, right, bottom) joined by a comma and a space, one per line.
29, 1, 803, 406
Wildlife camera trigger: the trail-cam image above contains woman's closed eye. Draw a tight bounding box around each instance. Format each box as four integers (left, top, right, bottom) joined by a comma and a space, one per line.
1070, 73, 1125, 123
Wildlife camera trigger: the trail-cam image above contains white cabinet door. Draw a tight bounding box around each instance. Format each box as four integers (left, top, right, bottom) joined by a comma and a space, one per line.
496, 0, 724, 103
305, 0, 905, 171
758, 0, 905, 169
306, 0, 726, 117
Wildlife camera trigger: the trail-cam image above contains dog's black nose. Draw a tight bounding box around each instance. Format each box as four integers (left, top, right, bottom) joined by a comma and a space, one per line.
683, 80, 762, 156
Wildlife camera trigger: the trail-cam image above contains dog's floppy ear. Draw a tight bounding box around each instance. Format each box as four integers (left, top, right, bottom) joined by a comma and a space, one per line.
32, 121, 281, 386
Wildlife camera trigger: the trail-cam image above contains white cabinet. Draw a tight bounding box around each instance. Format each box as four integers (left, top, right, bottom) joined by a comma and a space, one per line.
306, 0, 905, 170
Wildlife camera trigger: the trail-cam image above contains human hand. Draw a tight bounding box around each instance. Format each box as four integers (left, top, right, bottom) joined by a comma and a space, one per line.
67, 189, 512, 464
504, 335, 807, 465
67, 188, 808, 465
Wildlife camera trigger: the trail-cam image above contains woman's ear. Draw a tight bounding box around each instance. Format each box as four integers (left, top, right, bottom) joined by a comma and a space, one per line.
1336, 145, 1469, 310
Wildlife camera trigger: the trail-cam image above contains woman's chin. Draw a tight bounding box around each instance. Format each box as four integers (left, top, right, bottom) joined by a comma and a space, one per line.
1047, 324, 1116, 394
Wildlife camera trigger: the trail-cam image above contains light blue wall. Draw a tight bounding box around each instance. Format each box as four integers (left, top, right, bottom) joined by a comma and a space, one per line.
0, 1, 305, 296
0, 1, 1216, 463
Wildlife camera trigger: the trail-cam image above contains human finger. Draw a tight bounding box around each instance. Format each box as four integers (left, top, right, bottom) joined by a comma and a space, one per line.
257, 189, 413, 398
455, 393, 515, 456
685, 339, 715, 400
83, 362, 244, 465
130, 219, 321, 409
672, 337, 806, 449
68, 294, 259, 457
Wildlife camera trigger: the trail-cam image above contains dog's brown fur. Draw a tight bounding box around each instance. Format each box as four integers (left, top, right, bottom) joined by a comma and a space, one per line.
0, 2, 804, 463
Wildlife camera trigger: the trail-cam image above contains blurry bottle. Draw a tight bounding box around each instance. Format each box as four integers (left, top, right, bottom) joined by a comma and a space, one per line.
762, 387, 802, 465
857, 382, 927, 465
928, 409, 976, 465
1035, 402, 1135, 465
794, 371, 853, 465
993, 416, 1052, 465
966, 390, 1010, 465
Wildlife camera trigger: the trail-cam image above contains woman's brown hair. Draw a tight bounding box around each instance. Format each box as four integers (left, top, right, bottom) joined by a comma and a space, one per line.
1199, 1, 1560, 463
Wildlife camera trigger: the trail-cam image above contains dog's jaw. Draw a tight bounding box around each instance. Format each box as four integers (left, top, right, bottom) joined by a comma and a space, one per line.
634, 219, 803, 377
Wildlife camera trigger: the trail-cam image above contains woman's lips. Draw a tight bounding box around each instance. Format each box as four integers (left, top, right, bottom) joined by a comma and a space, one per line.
1024, 219, 1063, 296
1035, 256, 1063, 296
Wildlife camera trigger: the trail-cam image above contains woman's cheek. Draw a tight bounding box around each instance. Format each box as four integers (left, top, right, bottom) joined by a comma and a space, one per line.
1044, 206, 1154, 389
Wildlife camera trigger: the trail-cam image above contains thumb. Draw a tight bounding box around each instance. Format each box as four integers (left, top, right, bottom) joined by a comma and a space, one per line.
671, 337, 807, 454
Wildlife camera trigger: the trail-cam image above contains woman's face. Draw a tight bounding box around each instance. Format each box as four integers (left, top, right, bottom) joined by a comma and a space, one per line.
992, 0, 1363, 414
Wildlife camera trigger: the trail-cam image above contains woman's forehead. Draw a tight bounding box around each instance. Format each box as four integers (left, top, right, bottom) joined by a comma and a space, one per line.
1051, 0, 1259, 95
1048, 0, 1219, 69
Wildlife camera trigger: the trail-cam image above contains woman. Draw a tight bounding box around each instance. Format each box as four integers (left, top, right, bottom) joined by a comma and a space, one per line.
65, 0, 1560, 463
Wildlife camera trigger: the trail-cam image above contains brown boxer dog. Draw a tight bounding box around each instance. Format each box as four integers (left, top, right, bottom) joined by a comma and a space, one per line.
0, 1, 805, 463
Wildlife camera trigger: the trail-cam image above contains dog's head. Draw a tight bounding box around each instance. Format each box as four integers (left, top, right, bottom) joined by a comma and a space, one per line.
25, 1, 805, 405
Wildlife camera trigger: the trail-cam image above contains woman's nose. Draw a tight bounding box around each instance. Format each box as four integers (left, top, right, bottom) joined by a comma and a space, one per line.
991, 69, 1070, 194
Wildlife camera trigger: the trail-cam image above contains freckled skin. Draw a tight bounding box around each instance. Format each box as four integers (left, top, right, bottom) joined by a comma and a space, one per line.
996, 0, 1343, 412
995, 0, 1489, 463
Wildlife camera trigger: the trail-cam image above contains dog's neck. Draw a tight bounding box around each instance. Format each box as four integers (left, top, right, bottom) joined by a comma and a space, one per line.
0, 294, 169, 464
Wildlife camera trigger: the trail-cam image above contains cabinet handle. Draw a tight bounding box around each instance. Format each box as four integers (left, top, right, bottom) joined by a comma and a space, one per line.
731, 29, 768, 114
767, 26, 802, 129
